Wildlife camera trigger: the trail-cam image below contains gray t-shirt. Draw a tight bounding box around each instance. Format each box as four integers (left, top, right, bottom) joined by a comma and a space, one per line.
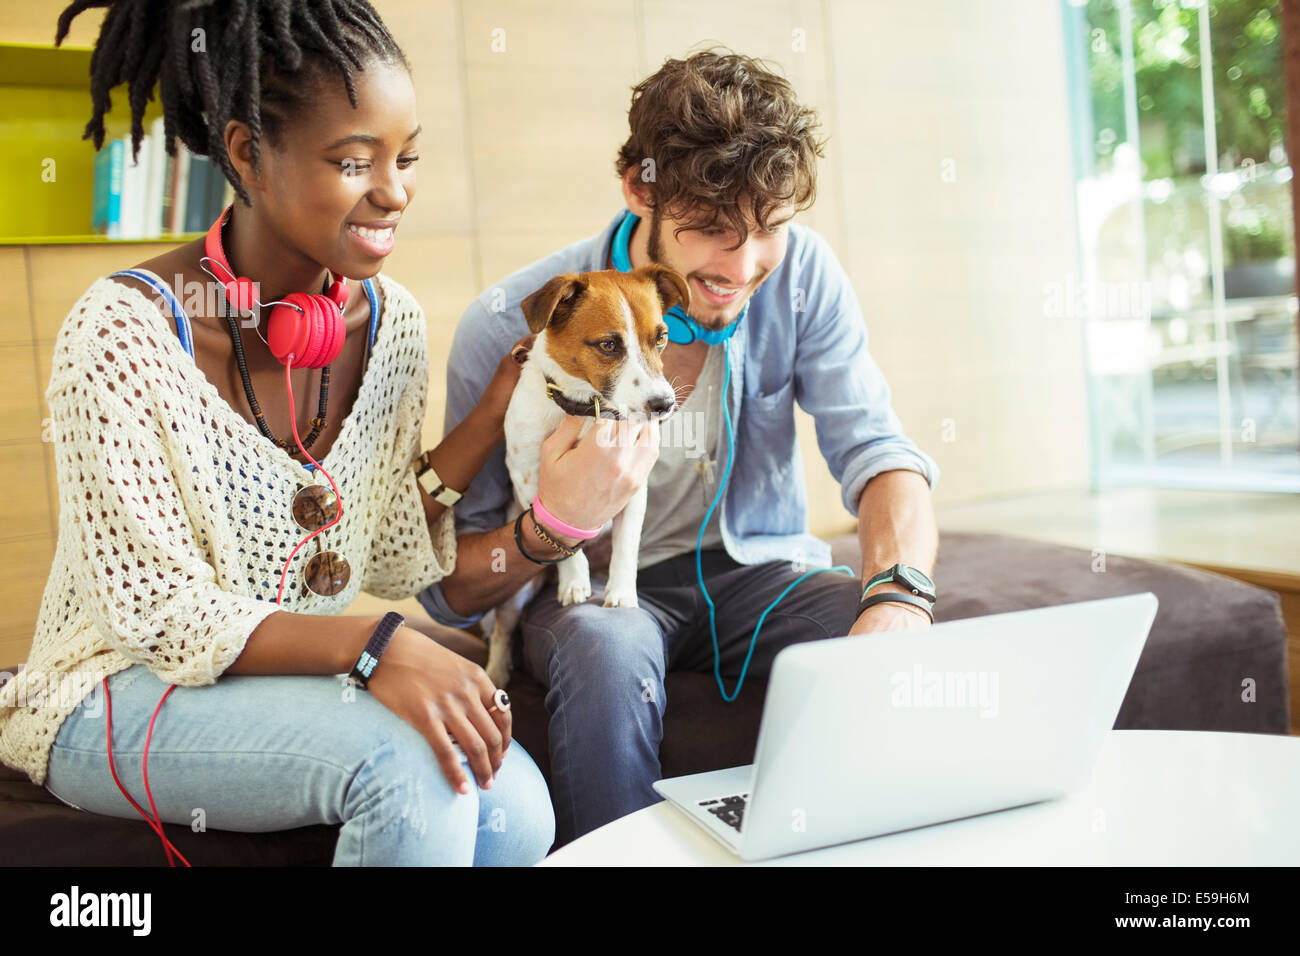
638, 343, 728, 569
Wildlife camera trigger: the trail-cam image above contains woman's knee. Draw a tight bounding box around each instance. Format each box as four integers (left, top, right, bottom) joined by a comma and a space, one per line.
349, 732, 474, 824
350, 702, 555, 864
340, 725, 560, 865
475, 743, 556, 865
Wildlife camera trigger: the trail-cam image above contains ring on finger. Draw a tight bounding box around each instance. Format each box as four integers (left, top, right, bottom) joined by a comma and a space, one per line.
487, 688, 511, 714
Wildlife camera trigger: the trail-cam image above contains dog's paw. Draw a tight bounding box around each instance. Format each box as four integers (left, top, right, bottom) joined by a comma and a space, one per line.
602, 581, 639, 608
558, 577, 592, 606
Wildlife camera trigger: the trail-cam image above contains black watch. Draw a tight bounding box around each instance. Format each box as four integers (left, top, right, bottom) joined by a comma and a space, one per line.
860, 563, 937, 604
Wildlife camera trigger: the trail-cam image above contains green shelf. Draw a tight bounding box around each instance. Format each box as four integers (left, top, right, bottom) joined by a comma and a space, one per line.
0, 233, 203, 247
0, 40, 166, 242
0, 41, 92, 87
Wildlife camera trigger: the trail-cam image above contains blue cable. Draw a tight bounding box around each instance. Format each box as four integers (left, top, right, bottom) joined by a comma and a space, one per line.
696, 338, 855, 702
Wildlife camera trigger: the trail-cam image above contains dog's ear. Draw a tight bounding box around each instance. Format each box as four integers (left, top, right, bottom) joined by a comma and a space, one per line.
521, 274, 589, 334
636, 264, 690, 316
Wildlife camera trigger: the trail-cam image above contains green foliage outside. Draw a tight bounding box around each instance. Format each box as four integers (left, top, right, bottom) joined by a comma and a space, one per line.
1085, 0, 1284, 177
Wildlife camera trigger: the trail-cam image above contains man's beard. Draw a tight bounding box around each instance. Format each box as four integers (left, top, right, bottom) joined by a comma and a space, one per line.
646, 209, 733, 332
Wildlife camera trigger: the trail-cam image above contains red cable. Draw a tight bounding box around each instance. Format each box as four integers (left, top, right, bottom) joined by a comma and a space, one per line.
103, 350, 341, 866
141, 684, 187, 866
103, 677, 190, 867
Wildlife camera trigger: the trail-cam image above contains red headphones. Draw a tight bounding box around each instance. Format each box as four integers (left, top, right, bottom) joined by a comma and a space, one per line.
201, 204, 350, 368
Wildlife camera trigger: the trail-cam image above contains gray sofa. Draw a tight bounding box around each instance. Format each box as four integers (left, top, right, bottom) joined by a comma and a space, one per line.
1, 529, 1289, 865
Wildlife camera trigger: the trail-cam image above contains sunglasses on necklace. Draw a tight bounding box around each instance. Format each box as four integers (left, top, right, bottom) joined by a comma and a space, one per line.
290, 483, 351, 598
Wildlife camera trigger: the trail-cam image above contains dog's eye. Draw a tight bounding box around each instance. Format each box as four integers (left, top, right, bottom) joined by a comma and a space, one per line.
597, 340, 620, 354
654, 329, 668, 349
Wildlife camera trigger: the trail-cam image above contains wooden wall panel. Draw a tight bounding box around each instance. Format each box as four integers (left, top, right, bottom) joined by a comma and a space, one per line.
3, 0, 1091, 659
0, 535, 54, 651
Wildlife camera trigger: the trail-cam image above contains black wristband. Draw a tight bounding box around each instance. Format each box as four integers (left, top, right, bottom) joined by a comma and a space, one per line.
346, 611, 404, 689
514, 509, 565, 565
857, 591, 934, 624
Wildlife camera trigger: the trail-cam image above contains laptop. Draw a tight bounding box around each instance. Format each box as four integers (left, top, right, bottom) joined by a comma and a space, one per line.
652, 591, 1158, 861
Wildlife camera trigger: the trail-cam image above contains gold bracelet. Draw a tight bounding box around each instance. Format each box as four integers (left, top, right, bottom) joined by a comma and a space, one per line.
528, 507, 579, 557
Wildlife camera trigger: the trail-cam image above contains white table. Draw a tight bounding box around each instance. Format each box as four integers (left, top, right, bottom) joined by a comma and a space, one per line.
539, 730, 1300, 866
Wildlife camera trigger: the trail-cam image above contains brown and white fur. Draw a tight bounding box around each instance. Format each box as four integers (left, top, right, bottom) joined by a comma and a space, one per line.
484, 265, 689, 687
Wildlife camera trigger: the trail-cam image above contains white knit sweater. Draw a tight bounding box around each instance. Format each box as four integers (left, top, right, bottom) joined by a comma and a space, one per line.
0, 271, 457, 786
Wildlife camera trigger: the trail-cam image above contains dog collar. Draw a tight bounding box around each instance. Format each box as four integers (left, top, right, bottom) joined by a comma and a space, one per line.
610, 209, 747, 346
543, 376, 618, 419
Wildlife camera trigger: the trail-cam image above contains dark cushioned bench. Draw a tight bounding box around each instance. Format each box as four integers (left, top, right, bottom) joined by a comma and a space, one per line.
1, 530, 1289, 865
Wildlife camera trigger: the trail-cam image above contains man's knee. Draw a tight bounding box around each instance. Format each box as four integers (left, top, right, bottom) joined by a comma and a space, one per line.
522, 600, 666, 701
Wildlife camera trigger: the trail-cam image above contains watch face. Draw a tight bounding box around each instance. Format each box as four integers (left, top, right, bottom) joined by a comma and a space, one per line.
899, 565, 934, 594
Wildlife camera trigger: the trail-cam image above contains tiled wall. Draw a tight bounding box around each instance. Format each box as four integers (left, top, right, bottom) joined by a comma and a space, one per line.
1, 0, 1089, 658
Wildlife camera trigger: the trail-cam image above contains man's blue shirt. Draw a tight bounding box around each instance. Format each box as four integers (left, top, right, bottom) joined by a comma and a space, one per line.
418, 209, 940, 628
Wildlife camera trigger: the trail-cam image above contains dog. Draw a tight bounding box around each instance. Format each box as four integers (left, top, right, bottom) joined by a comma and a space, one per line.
483, 265, 689, 687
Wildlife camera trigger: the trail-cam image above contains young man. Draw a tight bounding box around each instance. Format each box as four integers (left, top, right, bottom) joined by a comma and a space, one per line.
420, 50, 941, 845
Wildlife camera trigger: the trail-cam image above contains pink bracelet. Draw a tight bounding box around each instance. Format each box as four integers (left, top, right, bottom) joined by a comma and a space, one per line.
532, 496, 602, 541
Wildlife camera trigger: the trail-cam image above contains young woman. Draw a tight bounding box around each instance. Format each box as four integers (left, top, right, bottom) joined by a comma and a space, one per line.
0, 0, 554, 865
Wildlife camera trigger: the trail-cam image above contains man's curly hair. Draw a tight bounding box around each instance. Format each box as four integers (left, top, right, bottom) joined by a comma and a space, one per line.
615, 48, 826, 249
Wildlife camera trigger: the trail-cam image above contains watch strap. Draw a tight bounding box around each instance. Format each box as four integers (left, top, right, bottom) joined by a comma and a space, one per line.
862, 563, 937, 603
857, 591, 934, 624
861, 567, 898, 597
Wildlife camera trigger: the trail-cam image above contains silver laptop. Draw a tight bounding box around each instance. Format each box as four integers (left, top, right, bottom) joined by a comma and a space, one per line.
653, 591, 1158, 861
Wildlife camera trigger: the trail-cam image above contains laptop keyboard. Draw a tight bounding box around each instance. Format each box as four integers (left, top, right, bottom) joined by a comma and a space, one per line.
698, 793, 749, 832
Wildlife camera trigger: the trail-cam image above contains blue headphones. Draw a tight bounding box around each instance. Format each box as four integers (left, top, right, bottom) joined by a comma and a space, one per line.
610, 209, 747, 345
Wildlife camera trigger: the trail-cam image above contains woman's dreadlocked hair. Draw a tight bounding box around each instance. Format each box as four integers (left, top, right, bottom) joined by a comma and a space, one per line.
54, 0, 410, 208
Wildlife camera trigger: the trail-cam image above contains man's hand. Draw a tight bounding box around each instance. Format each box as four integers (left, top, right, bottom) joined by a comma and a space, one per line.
852, 470, 939, 637
534, 415, 661, 544
436, 413, 661, 619
846, 583, 933, 637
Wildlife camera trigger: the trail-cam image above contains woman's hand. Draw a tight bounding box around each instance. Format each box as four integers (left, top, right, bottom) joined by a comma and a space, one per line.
417, 334, 537, 527
365, 627, 511, 794
534, 415, 661, 545
477, 333, 537, 426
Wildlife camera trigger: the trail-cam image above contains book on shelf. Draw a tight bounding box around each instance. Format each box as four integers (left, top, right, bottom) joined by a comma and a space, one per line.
143, 116, 167, 239
92, 129, 231, 240
118, 133, 147, 239
171, 147, 191, 235
183, 153, 213, 234
91, 138, 123, 239
160, 131, 175, 235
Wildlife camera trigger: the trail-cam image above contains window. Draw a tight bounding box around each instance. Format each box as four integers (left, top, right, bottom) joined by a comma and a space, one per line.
1064, 0, 1296, 490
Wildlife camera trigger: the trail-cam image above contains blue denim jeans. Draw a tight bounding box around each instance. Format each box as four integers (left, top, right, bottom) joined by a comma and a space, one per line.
44, 663, 555, 866
520, 547, 860, 845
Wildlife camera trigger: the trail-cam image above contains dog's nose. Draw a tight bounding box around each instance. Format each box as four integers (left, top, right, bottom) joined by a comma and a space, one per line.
647, 395, 675, 416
